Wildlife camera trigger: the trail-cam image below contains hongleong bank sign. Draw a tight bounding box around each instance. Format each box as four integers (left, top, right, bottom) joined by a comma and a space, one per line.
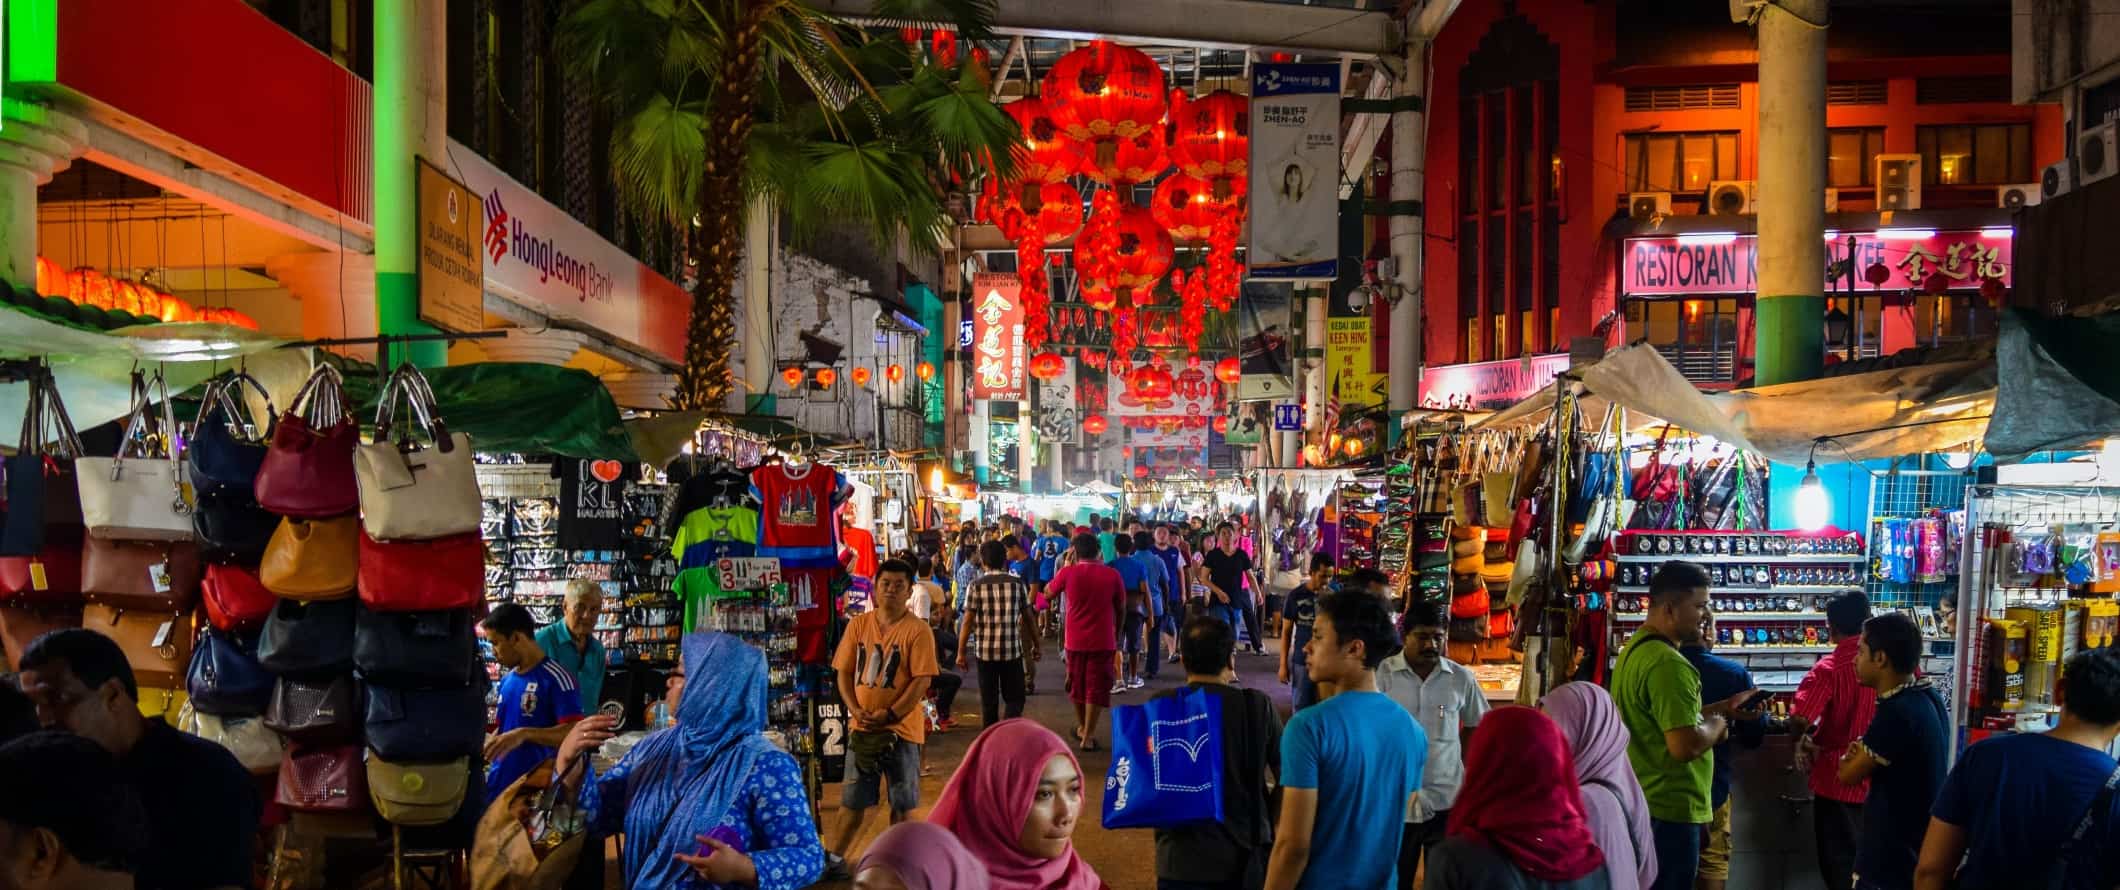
1623, 230, 2013, 297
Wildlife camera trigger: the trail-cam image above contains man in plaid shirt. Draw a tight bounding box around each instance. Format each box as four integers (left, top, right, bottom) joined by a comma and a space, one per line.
955, 540, 1043, 726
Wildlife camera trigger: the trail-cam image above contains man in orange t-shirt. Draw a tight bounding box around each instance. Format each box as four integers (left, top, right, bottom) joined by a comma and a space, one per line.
824, 558, 937, 865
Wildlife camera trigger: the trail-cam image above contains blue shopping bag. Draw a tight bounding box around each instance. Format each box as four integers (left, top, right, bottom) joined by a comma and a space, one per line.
1101, 686, 1226, 829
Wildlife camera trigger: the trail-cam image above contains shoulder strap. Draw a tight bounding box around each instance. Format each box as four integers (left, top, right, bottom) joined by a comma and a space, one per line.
2065, 762, 2120, 847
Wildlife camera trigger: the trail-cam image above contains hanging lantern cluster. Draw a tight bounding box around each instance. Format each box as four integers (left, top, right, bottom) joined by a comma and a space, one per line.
1028, 351, 1067, 381
46, 260, 258, 329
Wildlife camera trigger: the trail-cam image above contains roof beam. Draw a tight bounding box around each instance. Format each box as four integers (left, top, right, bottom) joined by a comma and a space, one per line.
818, 0, 1396, 56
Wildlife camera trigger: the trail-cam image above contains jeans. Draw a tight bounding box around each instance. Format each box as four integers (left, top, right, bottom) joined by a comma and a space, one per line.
1290, 669, 1320, 710
1144, 610, 1166, 679
1237, 596, 1267, 651
931, 671, 963, 717
1397, 811, 1448, 890
1814, 798, 1863, 890
1650, 819, 1704, 890
975, 657, 1027, 725
1212, 605, 1240, 636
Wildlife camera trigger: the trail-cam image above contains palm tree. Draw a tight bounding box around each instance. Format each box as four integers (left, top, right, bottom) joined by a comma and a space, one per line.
560, 0, 1017, 410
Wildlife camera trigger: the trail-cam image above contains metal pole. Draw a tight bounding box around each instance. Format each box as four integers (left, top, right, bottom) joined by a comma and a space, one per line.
1752, 0, 1829, 385
1386, 40, 1428, 418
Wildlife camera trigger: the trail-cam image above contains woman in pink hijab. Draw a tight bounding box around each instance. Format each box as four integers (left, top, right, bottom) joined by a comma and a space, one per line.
1541, 681, 1659, 890
854, 822, 987, 890
928, 719, 1107, 890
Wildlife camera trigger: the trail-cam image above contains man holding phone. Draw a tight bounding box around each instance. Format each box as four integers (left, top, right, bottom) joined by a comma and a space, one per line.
1790, 591, 1879, 890
1682, 616, 1769, 890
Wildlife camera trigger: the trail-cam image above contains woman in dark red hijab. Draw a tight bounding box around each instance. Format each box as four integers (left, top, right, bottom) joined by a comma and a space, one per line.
1426, 705, 1613, 889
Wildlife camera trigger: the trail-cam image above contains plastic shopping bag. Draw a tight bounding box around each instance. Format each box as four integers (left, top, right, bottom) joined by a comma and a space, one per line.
1101, 686, 1225, 829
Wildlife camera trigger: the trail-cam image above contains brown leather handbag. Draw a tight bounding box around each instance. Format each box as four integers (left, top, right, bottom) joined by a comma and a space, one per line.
0, 603, 82, 670
82, 536, 202, 611
367, 754, 470, 827
80, 603, 193, 688
276, 743, 367, 814
259, 516, 358, 601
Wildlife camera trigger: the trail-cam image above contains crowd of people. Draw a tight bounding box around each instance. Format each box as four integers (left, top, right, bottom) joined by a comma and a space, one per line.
10, 511, 2120, 890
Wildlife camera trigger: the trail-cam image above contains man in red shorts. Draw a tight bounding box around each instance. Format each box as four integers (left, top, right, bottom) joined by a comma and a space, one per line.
1047, 531, 1126, 752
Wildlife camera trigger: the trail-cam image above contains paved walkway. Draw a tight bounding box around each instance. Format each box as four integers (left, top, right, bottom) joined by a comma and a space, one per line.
809, 632, 1294, 890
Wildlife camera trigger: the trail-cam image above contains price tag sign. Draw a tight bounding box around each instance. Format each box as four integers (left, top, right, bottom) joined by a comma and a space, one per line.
716, 557, 783, 591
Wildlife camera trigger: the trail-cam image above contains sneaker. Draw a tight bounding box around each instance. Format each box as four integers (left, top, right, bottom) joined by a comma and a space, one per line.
1110, 681, 1130, 696
1167, 653, 1182, 664
1128, 676, 1147, 689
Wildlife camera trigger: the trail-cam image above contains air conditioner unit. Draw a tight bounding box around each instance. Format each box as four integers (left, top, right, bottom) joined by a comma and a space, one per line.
1824, 188, 1840, 213
1875, 154, 1923, 210
2079, 120, 2119, 187
1707, 180, 1756, 215
1628, 192, 1672, 221
2042, 160, 2074, 200
1997, 183, 2042, 209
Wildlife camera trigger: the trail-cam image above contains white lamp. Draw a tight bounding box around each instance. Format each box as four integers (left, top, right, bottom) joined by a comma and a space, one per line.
1794, 456, 1831, 532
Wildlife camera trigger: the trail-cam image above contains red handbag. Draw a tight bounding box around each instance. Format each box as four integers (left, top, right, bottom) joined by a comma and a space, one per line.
357, 530, 483, 612
0, 526, 84, 604
253, 365, 359, 519
275, 743, 367, 814
1451, 587, 1491, 619
202, 563, 276, 632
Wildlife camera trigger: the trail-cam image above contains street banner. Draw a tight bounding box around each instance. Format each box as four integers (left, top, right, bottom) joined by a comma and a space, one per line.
1109, 378, 1215, 419
1248, 63, 1341, 281
1237, 280, 1297, 401
1325, 316, 1387, 410
970, 272, 1027, 400
1034, 356, 1080, 445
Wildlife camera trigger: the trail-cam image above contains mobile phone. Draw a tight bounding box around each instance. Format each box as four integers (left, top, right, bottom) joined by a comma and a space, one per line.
1738, 689, 1775, 711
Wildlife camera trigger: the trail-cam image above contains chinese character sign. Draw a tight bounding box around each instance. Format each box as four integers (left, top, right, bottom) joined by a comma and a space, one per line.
1622, 231, 2013, 296
1248, 63, 1341, 282
970, 272, 1027, 400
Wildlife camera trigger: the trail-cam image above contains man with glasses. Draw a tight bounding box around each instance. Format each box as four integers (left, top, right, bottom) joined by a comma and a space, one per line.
1375, 600, 1490, 890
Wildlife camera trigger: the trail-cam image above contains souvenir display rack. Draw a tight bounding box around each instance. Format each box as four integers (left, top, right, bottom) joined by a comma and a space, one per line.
692, 560, 806, 742
1611, 529, 1867, 689
617, 482, 681, 666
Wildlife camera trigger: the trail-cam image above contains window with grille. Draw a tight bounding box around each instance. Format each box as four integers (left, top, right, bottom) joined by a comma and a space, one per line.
1455, 14, 1561, 363
1624, 132, 1740, 193
1826, 81, 1889, 106
1917, 76, 2011, 105
1828, 128, 1885, 187
1626, 298, 1741, 385
1624, 84, 1741, 112
1917, 123, 2034, 185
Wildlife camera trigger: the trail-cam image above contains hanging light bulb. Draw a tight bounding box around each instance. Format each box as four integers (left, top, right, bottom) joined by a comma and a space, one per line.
1794, 456, 1831, 532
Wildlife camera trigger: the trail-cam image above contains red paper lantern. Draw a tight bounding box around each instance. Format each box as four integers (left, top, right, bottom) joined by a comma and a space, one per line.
1923, 271, 1951, 296
1185, 414, 1209, 429
1214, 356, 1241, 385
1863, 262, 1892, 287
1102, 203, 1174, 306
1081, 127, 1168, 190
850, 367, 873, 386
930, 30, 959, 68
1081, 282, 1118, 311
1029, 351, 1067, 380
1979, 275, 2006, 308
781, 367, 804, 388
1044, 42, 1167, 166
887, 364, 906, 383
1134, 464, 1150, 479
916, 361, 935, 381
982, 179, 1083, 244
1151, 174, 1224, 242
1168, 90, 1250, 199
1004, 96, 1082, 196
814, 368, 838, 387
1212, 416, 1230, 434
1084, 414, 1109, 435
33, 256, 60, 297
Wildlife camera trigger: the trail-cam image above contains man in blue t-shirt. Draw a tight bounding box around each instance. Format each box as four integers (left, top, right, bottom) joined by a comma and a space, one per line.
481, 603, 585, 804
1920, 646, 2120, 890
1151, 524, 1190, 663
1265, 590, 1425, 890
1836, 612, 1946, 890
1111, 533, 1153, 692
1034, 522, 1070, 589
1680, 618, 1767, 889
1278, 554, 1334, 711
1131, 530, 1170, 681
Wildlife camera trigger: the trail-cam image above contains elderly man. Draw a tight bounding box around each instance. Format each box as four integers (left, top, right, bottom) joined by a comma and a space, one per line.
536, 578, 610, 713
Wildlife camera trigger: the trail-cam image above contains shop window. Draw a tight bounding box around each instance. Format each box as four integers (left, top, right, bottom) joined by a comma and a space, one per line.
1917, 123, 2033, 186
1625, 132, 1740, 193
1828, 128, 1884, 188
1627, 297, 1741, 384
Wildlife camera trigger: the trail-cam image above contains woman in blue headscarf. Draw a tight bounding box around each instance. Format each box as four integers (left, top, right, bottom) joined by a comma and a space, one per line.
556, 632, 824, 889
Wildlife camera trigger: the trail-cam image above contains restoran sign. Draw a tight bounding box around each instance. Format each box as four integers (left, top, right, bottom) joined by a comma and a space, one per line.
1623, 231, 2012, 296
969, 272, 1026, 400
1419, 353, 1572, 411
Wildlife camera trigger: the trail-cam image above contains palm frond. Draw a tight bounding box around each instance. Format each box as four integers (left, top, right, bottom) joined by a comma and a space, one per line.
610, 94, 708, 226
867, 0, 1001, 41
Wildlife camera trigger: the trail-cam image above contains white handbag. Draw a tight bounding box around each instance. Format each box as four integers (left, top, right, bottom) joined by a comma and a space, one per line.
354, 365, 479, 541
78, 370, 195, 541
177, 701, 287, 775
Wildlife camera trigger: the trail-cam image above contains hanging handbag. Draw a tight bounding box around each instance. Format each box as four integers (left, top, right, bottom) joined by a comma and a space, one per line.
0, 525, 83, 604
0, 603, 80, 670
257, 597, 358, 676
1101, 686, 1226, 829
365, 679, 487, 761
186, 627, 275, 716
80, 603, 192, 688
276, 743, 368, 814
202, 563, 275, 633
368, 754, 471, 827
2, 362, 85, 555
357, 531, 483, 612
190, 484, 278, 565
264, 673, 361, 743
471, 759, 589, 890
355, 365, 480, 541
186, 373, 275, 490
254, 363, 360, 518
353, 607, 477, 689
82, 536, 202, 611
1481, 471, 1518, 528
259, 516, 359, 601
76, 370, 195, 541
176, 701, 286, 774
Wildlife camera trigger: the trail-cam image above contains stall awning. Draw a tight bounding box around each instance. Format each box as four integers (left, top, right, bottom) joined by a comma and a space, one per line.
1474, 344, 1994, 465
1986, 308, 2120, 462
333, 359, 637, 460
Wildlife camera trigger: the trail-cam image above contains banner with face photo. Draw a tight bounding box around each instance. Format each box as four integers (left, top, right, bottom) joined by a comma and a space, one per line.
1034, 356, 1080, 445
1248, 63, 1341, 281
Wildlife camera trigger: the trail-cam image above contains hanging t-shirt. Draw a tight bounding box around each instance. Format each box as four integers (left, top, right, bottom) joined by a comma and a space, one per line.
840, 524, 879, 579
784, 565, 841, 663
751, 462, 851, 568
667, 458, 758, 519
671, 506, 761, 570
554, 459, 638, 550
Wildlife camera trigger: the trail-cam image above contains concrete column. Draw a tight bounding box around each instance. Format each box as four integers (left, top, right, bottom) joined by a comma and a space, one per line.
741, 199, 775, 413
1386, 41, 1429, 418
372, 0, 447, 368
0, 101, 87, 290
1752, 0, 1829, 385
971, 398, 991, 485
267, 251, 379, 361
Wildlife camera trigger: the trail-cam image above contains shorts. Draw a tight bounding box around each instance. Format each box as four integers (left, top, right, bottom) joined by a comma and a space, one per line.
1121, 613, 1148, 654
1264, 593, 1283, 620
1066, 650, 1116, 707
840, 736, 921, 813
1698, 797, 1732, 880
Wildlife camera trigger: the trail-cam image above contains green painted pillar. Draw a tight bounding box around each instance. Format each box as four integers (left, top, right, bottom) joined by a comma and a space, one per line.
911, 283, 945, 451
373, 0, 446, 368
1752, 0, 1828, 386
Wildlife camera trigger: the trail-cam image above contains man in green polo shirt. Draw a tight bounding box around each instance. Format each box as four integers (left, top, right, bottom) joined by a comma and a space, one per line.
1612, 560, 1760, 890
